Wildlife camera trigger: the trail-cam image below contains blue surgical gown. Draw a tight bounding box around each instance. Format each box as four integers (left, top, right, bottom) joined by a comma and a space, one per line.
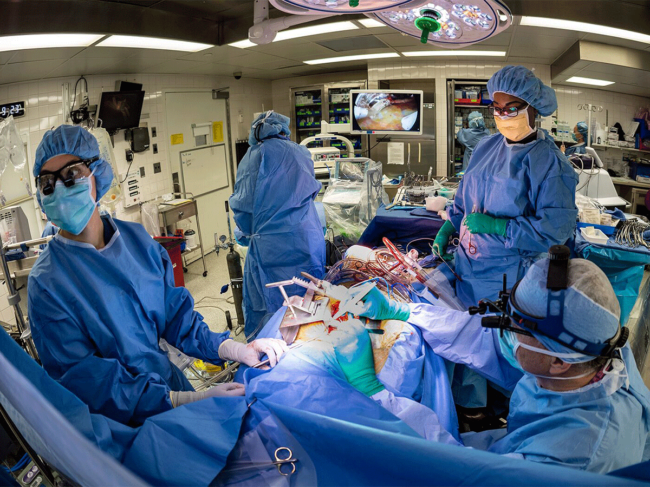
28, 216, 230, 426
565, 143, 586, 157
407, 303, 650, 473
448, 130, 578, 308
230, 135, 326, 339
457, 126, 491, 172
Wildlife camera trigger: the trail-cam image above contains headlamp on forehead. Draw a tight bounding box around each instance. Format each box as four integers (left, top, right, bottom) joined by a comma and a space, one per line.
469, 245, 628, 359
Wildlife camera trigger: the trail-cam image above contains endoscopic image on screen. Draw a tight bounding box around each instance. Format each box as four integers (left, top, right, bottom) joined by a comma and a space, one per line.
352, 92, 421, 133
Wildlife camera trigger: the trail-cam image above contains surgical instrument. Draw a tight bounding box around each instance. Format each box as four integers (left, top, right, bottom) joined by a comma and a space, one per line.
432, 247, 463, 282
221, 447, 298, 476
251, 340, 313, 368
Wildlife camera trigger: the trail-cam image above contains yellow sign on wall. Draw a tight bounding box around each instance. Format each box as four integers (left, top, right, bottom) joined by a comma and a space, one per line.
171, 133, 184, 145
212, 122, 224, 143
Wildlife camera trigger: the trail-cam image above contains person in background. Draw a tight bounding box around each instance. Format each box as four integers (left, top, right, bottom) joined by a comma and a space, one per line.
562, 121, 589, 157
433, 66, 578, 309
456, 111, 491, 172
28, 125, 288, 426
230, 111, 326, 339
336, 252, 650, 473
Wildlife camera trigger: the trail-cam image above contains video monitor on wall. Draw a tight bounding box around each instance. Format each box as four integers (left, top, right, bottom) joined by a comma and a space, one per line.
350, 89, 423, 135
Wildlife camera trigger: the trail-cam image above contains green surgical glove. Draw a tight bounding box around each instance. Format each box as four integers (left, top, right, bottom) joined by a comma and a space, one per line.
464, 213, 509, 236
333, 320, 385, 397
432, 220, 455, 261
358, 287, 410, 321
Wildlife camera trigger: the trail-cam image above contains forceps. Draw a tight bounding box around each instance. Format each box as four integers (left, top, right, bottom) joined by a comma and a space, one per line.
224, 447, 298, 476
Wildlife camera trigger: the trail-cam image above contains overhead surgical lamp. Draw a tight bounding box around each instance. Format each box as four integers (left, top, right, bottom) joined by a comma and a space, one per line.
269, 0, 416, 14
367, 1, 512, 47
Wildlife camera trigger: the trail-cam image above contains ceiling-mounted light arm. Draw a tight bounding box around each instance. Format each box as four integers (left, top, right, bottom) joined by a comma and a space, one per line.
249, 0, 338, 45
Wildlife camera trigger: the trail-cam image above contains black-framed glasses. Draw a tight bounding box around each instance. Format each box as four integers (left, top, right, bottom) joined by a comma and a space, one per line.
36, 157, 97, 196
488, 103, 529, 118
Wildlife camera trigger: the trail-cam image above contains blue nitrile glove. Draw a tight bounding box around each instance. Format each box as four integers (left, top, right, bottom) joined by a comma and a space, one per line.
464, 213, 509, 236
333, 319, 385, 397
432, 220, 455, 261
358, 287, 410, 321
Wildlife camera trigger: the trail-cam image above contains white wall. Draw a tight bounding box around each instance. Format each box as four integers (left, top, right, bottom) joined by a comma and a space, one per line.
554, 86, 648, 135
0, 73, 272, 232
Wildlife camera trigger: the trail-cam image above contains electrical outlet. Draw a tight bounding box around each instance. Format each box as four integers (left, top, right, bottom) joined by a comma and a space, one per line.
153, 143, 158, 154
140, 166, 145, 177
153, 162, 161, 174
152, 127, 157, 137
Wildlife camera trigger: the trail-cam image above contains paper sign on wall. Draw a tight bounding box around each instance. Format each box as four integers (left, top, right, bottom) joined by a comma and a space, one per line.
212, 122, 224, 143
387, 142, 405, 165
171, 133, 184, 145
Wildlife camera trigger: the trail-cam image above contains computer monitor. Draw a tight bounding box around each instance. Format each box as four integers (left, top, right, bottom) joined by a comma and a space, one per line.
350, 90, 423, 135
97, 91, 145, 133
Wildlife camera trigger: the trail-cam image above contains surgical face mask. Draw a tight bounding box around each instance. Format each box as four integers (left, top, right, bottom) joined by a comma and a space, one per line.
499, 330, 524, 373
494, 106, 535, 142
571, 133, 578, 142
513, 341, 595, 381
41, 174, 96, 235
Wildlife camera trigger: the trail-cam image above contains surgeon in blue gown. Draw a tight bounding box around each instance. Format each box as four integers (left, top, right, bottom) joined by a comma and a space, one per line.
456, 111, 491, 172
28, 125, 287, 426
562, 121, 589, 157
340, 254, 650, 473
230, 111, 326, 339
434, 66, 578, 309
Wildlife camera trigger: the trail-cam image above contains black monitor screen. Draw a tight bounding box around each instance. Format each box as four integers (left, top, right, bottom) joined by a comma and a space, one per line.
97, 91, 145, 132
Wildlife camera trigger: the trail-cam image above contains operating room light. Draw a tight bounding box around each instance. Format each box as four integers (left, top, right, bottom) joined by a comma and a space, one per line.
229, 21, 359, 49
402, 50, 506, 56
0, 34, 104, 52
305, 52, 399, 64
566, 76, 615, 87
359, 19, 386, 28
272, 0, 416, 14
520, 17, 650, 45
97, 35, 212, 52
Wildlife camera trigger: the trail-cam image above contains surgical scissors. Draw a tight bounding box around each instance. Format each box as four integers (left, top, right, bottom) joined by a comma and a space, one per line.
462, 204, 478, 255
223, 447, 298, 476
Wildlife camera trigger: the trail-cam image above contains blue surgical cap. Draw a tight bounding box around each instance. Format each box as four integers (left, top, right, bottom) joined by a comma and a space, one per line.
34, 125, 113, 206
249, 111, 291, 146
576, 121, 589, 139
468, 111, 485, 129
488, 65, 558, 117
514, 258, 621, 363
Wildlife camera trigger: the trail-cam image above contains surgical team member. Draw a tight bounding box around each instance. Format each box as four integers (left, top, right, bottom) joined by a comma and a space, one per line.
28, 125, 288, 426
434, 66, 578, 309
456, 111, 491, 172
336, 252, 650, 473
230, 111, 326, 339
562, 121, 588, 157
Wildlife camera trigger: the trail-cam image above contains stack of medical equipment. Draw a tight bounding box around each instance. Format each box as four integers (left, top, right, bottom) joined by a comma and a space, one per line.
572, 147, 628, 209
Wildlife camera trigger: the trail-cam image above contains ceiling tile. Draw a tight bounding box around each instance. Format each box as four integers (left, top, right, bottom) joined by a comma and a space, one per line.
0, 59, 68, 84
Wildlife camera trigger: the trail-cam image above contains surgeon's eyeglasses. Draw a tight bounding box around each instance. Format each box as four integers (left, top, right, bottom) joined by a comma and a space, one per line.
504, 318, 534, 338
36, 157, 97, 196
488, 103, 529, 118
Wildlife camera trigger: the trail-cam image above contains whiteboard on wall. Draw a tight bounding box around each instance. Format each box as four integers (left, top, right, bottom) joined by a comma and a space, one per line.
180, 144, 229, 198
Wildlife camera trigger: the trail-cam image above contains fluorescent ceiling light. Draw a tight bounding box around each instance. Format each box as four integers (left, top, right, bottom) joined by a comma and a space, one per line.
229, 20, 358, 48
97, 35, 212, 52
566, 76, 614, 86
402, 50, 506, 57
359, 19, 386, 28
305, 52, 399, 65
0, 34, 104, 52
520, 16, 650, 45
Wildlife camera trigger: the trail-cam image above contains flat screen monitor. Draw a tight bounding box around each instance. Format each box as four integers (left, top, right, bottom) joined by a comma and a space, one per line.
350, 90, 423, 135
97, 90, 145, 132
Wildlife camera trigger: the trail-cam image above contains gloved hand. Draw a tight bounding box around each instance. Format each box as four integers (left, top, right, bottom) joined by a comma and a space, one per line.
333, 319, 385, 397
464, 213, 509, 236
170, 382, 245, 407
432, 220, 455, 261
218, 338, 289, 367
358, 287, 410, 321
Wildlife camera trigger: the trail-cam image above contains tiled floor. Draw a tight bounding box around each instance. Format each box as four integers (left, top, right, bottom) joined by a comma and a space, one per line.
184, 250, 246, 344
